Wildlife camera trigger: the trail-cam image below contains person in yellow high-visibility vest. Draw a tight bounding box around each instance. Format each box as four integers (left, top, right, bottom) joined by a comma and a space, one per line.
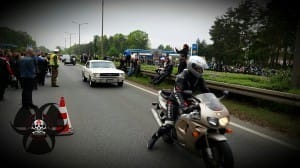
49, 49, 59, 87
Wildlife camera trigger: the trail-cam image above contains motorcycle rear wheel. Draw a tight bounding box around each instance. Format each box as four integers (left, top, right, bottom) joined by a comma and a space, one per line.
202, 141, 234, 168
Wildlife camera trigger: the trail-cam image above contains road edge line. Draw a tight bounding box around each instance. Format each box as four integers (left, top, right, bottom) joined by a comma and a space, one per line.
125, 81, 299, 151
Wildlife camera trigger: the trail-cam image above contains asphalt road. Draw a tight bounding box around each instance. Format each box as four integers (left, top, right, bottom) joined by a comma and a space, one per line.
0, 64, 299, 168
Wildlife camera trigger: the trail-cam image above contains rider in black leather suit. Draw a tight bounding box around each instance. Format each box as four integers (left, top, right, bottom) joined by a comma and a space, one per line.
147, 56, 210, 149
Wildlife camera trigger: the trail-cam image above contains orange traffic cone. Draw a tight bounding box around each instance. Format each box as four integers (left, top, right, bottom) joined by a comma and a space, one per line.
56, 97, 74, 135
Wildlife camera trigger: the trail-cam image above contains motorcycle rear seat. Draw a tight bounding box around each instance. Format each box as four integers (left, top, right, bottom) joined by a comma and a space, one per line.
160, 89, 172, 99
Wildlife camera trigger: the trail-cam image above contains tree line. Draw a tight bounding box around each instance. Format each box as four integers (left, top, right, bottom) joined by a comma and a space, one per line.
64, 30, 150, 57
0, 27, 36, 51
206, 0, 298, 68
0, 27, 50, 53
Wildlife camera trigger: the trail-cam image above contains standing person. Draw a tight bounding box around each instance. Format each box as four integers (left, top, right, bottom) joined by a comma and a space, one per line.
127, 58, 136, 77
10, 52, 21, 89
32, 53, 39, 90
125, 52, 131, 67
37, 52, 48, 86
19, 48, 37, 108
175, 44, 189, 74
49, 49, 60, 87
46, 53, 51, 75
134, 58, 141, 77
118, 57, 127, 72
6, 51, 14, 88
0, 49, 14, 101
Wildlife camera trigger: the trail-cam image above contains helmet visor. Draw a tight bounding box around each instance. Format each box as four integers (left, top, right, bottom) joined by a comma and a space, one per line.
192, 63, 203, 74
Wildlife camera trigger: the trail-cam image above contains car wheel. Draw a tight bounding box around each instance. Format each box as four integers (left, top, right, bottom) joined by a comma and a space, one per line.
117, 82, 123, 87
89, 77, 95, 87
82, 73, 87, 82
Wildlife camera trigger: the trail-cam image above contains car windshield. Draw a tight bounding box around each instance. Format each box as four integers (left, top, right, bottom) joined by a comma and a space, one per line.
195, 93, 224, 111
90, 62, 115, 68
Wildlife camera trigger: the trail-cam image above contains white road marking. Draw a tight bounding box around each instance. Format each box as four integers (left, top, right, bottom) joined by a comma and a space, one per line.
125, 81, 300, 151
125, 81, 158, 96
229, 122, 298, 150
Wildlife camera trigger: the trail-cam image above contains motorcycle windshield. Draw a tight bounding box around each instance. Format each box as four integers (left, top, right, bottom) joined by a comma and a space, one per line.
195, 93, 224, 111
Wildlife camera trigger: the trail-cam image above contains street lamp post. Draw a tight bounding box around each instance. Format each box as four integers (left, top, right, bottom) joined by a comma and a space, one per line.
65, 32, 75, 52
101, 0, 104, 58
64, 37, 67, 49
72, 21, 88, 56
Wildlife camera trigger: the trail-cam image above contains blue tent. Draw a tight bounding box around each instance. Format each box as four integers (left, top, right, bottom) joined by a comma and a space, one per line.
123, 49, 132, 56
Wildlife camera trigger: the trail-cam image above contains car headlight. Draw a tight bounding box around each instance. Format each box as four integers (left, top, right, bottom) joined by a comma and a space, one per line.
219, 117, 229, 127
120, 73, 125, 77
93, 73, 100, 77
207, 117, 219, 127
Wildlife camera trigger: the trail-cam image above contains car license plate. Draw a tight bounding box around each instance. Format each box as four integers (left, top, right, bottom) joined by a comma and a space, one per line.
106, 79, 113, 83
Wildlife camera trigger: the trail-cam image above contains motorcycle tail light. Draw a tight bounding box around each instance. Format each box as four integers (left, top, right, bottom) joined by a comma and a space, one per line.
225, 128, 233, 134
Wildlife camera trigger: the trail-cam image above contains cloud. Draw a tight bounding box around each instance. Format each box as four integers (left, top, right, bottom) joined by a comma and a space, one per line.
0, 0, 240, 50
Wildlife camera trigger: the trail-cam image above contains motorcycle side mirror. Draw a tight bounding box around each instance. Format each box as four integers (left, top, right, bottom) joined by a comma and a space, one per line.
223, 90, 229, 96
183, 90, 193, 96
219, 90, 229, 99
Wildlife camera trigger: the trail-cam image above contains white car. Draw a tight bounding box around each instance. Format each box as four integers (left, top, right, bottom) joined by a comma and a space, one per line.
82, 60, 125, 87
62, 55, 76, 65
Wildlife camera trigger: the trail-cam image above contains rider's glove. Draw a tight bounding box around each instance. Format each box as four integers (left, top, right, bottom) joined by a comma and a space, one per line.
178, 106, 190, 114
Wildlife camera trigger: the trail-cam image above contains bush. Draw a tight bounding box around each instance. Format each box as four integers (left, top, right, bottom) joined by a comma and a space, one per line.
269, 70, 291, 91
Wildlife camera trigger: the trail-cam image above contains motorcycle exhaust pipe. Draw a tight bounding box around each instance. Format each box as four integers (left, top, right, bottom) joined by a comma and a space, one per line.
151, 108, 163, 126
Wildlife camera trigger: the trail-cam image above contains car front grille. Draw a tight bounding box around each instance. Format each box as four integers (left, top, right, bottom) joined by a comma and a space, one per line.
100, 73, 119, 77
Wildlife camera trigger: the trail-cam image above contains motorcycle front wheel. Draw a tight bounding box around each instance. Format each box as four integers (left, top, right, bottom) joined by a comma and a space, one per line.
202, 141, 234, 168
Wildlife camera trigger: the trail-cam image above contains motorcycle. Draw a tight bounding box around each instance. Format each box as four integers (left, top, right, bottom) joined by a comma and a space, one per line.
151, 90, 234, 168
71, 56, 76, 65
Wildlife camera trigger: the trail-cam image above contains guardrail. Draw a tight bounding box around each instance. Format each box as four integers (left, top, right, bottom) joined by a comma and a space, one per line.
141, 70, 300, 107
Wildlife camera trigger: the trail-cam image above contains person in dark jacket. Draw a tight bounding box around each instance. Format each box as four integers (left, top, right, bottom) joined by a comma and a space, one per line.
134, 59, 141, 77
0, 50, 14, 100
9, 52, 20, 89
118, 57, 127, 72
125, 54, 131, 67
127, 58, 138, 77
147, 56, 210, 149
176, 44, 189, 74
19, 48, 37, 108
37, 52, 48, 86
151, 57, 173, 85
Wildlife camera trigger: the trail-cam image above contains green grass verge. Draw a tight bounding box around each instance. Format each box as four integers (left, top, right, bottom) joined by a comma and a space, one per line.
127, 75, 174, 90
143, 64, 300, 94
126, 75, 300, 137
222, 99, 300, 136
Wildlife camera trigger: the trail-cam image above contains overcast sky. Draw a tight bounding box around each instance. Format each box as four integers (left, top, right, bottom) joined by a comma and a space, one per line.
0, 0, 241, 50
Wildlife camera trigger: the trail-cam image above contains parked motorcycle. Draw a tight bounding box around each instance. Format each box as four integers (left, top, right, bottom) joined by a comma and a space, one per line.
151, 90, 234, 168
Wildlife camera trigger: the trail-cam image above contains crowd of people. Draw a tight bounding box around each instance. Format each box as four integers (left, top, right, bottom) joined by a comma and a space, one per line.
0, 48, 60, 108
116, 44, 190, 85
118, 57, 141, 77
209, 63, 278, 76
152, 44, 189, 85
